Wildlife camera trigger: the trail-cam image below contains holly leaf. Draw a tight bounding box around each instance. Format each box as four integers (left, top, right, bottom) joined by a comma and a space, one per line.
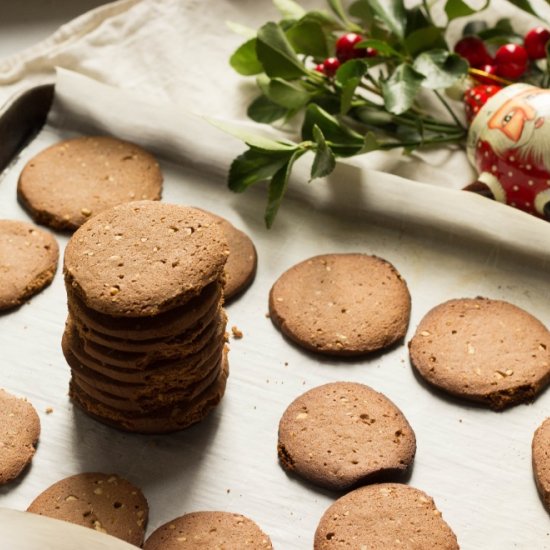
265, 78, 312, 109
367, 0, 406, 39
504, 0, 539, 17
302, 104, 364, 156
311, 125, 336, 180
286, 19, 328, 58
265, 149, 305, 227
247, 95, 288, 123
405, 27, 447, 56
273, 0, 306, 20
229, 147, 297, 192
256, 22, 308, 79
381, 63, 424, 114
413, 50, 468, 89
444, 0, 489, 21
230, 39, 263, 76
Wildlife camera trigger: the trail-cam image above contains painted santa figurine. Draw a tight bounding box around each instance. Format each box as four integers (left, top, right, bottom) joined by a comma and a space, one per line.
465, 83, 550, 221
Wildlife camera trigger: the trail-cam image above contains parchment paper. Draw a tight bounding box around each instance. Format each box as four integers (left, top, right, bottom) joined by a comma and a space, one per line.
0, 71, 549, 549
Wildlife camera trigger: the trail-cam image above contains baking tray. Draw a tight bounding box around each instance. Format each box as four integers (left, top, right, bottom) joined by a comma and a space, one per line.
0, 81, 549, 550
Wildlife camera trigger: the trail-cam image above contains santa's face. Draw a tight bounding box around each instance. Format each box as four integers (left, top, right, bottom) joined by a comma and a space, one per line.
468, 84, 550, 219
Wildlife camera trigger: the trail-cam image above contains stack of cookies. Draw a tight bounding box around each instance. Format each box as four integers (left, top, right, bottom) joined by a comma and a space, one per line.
61, 201, 230, 433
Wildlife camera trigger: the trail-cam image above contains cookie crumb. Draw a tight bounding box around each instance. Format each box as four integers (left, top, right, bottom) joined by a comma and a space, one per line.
45, 407, 54, 414
231, 326, 243, 339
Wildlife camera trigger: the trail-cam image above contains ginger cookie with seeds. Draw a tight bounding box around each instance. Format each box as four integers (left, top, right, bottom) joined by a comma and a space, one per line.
64, 201, 228, 317
269, 253, 411, 356
0, 389, 40, 485
533, 417, 550, 513
144, 511, 273, 550
18, 136, 162, 231
0, 220, 58, 311
197, 209, 257, 301
27, 472, 148, 546
409, 298, 550, 410
314, 483, 459, 549
278, 382, 415, 491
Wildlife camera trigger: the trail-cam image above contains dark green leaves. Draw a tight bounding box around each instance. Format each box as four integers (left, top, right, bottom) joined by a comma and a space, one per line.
264, 78, 312, 109
444, 0, 489, 21
311, 125, 336, 179
367, 0, 406, 38
286, 19, 328, 58
335, 59, 368, 114
256, 22, 307, 79
505, 0, 539, 17
413, 49, 468, 89
247, 96, 288, 123
381, 63, 424, 114
230, 39, 263, 76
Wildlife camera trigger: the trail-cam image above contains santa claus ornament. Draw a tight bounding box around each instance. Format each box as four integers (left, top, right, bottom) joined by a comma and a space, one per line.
466, 83, 550, 221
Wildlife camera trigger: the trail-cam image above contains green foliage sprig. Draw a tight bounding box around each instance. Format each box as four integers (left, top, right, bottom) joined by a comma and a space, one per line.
225, 0, 544, 227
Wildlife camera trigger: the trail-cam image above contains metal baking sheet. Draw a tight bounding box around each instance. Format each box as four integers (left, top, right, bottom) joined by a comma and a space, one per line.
0, 79, 549, 550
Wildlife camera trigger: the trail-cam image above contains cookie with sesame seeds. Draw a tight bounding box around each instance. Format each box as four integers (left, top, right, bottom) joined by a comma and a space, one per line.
532, 417, 550, 513
18, 136, 162, 231
27, 472, 148, 546
63, 202, 228, 317
277, 382, 416, 491
269, 253, 411, 356
314, 483, 459, 549
0, 388, 40, 485
409, 298, 550, 410
143, 511, 273, 550
0, 219, 58, 311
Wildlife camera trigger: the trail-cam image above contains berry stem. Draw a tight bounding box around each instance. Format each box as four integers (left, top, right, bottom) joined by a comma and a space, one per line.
433, 90, 467, 131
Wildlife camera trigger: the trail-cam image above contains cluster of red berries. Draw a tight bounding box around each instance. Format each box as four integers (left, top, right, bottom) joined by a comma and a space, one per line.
454, 26, 550, 82
315, 33, 378, 77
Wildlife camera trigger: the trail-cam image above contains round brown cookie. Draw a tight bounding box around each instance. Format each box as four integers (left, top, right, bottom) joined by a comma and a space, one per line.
76, 309, 226, 369
0, 389, 40, 485
27, 472, 148, 546
64, 320, 225, 385
197, 209, 257, 301
143, 511, 273, 550
533, 418, 550, 513
18, 136, 163, 231
409, 298, 550, 410
70, 352, 223, 413
67, 280, 222, 340
70, 350, 229, 434
269, 253, 411, 356
278, 382, 415, 491
64, 201, 228, 317
314, 483, 459, 549
72, 298, 222, 353
0, 220, 58, 311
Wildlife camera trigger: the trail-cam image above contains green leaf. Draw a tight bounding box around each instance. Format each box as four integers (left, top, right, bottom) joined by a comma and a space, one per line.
256, 22, 308, 79
265, 149, 304, 227
302, 104, 364, 156
230, 39, 263, 76
405, 6, 430, 34
367, 0, 406, 38
463, 21, 488, 36
286, 20, 328, 58
335, 59, 368, 85
265, 78, 312, 109
413, 49, 468, 89
349, 0, 375, 24
356, 39, 402, 57
404, 27, 447, 56
361, 132, 380, 153
381, 63, 424, 114
207, 117, 297, 151
444, 0, 489, 21
273, 0, 306, 19
229, 147, 295, 193
226, 21, 256, 39
311, 125, 336, 179
504, 0, 539, 17
247, 95, 288, 123
327, 0, 355, 27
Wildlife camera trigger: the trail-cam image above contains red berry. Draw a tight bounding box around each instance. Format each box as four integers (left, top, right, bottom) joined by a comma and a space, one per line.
454, 36, 493, 68
524, 27, 550, 60
336, 33, 366, 62
315, 63, 325, 74
323, 57, 340, 77
472, 64, 499, 85
494, 44, 528, 79
463, 84, 502, 123
365, 47, 378, 58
